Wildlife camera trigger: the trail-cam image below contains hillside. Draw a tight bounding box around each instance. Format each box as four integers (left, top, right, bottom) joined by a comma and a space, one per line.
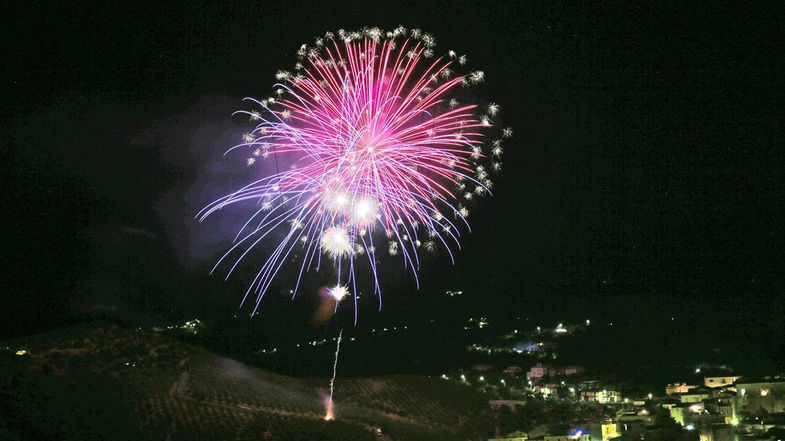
0, 322, 492, 441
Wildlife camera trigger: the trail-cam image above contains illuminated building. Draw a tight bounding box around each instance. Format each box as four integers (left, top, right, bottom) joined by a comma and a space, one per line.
598, 423, 620, 441
526, 363, 585, 379
704, 376, 740, 388
704, 394, 737, 425
597, 390, 622, 403
679, 388, 711, 403
526, 364, 551, 379
534, 384, 559, 397
580, 389, 622, 404
735, 378, 785, 413
666, 383, 698, 395
696, 423, 738, 441
616, 411, 655, 439
503, 366, 525, 376
585, 419, 621, 441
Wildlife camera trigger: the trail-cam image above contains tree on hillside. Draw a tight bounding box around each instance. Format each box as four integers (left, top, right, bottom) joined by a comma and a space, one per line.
634, 408, 698, 441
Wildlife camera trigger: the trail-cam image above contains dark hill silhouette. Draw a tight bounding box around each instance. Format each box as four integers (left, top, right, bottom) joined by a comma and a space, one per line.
0, 322, 491, 441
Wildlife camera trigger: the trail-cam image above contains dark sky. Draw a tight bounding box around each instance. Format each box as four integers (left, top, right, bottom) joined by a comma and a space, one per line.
2, 2, 783, 357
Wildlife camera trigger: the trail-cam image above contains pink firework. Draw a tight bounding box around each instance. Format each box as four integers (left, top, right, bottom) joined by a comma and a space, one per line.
198, 27, 510, 321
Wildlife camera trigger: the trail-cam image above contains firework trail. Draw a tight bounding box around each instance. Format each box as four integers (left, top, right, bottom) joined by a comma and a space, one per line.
324, 328, 343, 421
198, 27, 510, 320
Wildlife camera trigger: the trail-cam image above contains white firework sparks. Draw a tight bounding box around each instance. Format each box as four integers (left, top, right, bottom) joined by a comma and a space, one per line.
321, 227, 351, 258
487, 103, 500, 116
329, 285, 349, 302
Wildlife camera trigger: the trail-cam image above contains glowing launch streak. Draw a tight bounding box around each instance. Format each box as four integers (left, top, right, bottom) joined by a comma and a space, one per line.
324, 328, 343, 421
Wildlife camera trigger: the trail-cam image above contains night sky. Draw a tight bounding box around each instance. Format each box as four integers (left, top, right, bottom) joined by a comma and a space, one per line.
3, 2, 784, 363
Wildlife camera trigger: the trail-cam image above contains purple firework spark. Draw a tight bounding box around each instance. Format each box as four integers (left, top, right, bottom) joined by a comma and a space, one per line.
198, 27, 511, 321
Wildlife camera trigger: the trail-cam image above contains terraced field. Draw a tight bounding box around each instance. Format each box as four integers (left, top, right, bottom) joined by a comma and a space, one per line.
0, 323, 492, 440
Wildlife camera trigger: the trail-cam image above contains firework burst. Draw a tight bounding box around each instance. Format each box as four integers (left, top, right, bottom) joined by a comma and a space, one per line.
198, 27, 510, 321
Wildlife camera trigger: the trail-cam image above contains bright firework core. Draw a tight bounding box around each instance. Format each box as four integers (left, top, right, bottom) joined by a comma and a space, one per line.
199, 27, 511, 320
321, 226, 351, 258
352, 198, 377, 224
329, 285, 349, 302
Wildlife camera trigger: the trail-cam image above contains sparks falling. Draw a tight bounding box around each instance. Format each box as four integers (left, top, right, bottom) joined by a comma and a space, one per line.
198, 27, 510, 320
324, 328, 343, 421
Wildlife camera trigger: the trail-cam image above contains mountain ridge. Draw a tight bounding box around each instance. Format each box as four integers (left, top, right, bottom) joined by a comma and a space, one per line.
0, 322, 491, 441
